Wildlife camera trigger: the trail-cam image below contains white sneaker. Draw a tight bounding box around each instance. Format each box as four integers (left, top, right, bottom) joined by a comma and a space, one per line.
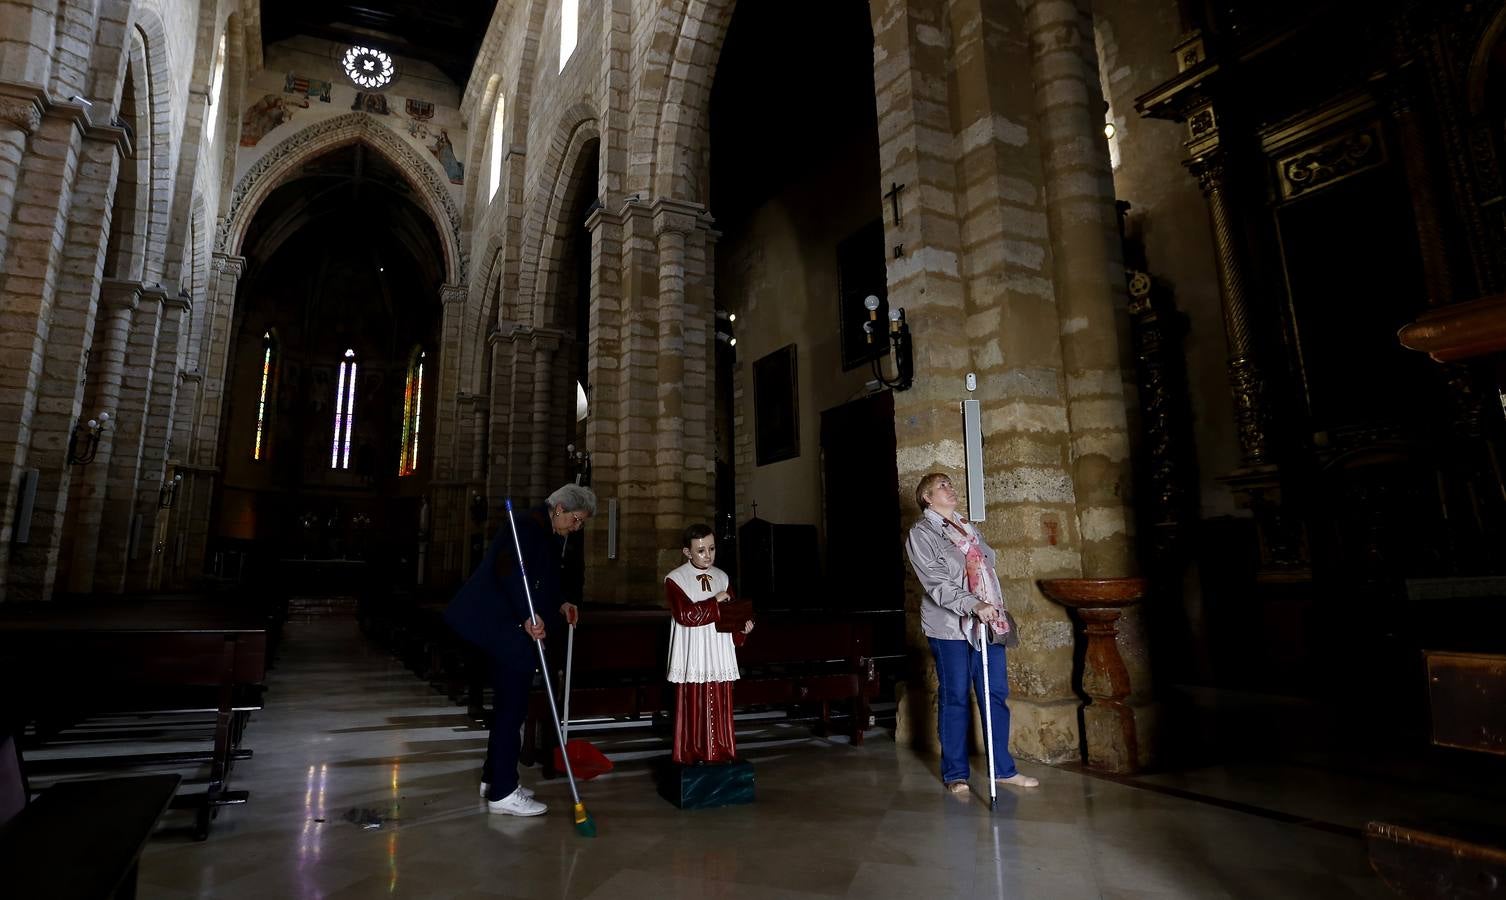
479, 781, 534, 800
487, 786, 547, 816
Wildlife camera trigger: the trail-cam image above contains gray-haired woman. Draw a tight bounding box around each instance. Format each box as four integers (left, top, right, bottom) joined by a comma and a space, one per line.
446, 484, 596, 815
905, 472, 1038, 794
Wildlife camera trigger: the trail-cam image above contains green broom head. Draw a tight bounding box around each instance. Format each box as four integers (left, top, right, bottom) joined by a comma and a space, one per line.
573, 802, 597, 838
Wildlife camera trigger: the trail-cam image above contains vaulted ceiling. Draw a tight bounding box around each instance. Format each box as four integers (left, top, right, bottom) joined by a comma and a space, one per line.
260, 0, 501, 86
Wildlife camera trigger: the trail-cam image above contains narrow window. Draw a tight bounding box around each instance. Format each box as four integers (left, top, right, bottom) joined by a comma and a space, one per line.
489, 92, 505, 201
209, 33, 227, 109
253, 329, 276, 460
559, 0, 578, 72
399, 348, 426, 476
331, 348, 357, 469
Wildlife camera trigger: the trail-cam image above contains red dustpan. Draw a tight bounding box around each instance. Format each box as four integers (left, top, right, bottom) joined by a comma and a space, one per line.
553, 624, 614, 780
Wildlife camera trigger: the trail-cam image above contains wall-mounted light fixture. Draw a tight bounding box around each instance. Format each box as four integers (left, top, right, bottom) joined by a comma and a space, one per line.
863, 296, 913, 391
66, 411, 111, 465
566, 443, 591, 485
715, 310, 737, 348
158, 470, 183, 509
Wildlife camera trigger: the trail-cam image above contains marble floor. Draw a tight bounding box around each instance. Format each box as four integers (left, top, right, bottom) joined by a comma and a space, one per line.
108, 619, 1395, 899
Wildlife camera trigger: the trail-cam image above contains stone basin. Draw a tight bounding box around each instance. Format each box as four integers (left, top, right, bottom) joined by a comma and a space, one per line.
1037, 577, 1149, 609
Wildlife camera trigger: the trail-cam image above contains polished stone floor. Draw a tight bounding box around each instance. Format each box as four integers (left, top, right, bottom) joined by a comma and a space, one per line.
119, 619, 1394, 899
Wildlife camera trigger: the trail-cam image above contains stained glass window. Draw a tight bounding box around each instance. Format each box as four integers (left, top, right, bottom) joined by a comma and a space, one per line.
253, 329, 276, 460
331, 348, 357, 469
398, 347, 425, 476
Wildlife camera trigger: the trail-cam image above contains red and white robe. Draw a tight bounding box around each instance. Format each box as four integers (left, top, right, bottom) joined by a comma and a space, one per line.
665, 562, 745, 764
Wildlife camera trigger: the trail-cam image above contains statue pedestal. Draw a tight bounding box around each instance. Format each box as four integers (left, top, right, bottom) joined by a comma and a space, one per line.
1039, 578, 1156, 774
655, 758, 755, 810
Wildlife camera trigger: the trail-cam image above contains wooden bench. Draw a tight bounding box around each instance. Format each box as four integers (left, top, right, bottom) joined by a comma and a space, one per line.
0, 731, 180, 899
0, 599, 268, 840
519, 608, 881, 763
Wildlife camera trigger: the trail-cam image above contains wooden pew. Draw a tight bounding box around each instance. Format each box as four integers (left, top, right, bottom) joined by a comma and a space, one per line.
0, 600, 267, 840
518, 608, 882, 763
0, 730, 180, 899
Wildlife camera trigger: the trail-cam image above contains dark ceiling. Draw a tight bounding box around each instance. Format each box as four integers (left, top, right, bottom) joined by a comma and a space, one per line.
260, 0, 500, 86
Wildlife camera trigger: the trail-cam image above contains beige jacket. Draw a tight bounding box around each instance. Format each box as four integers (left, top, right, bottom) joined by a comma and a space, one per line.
905, 508, 1006, 642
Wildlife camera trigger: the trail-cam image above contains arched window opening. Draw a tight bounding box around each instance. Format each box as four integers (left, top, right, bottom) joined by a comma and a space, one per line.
209, 33, 227, 109
489, 92, 506, 201
331, 348, 357, 469
253, 329, 277, 460
560, 0, 579, 72
399, 347, 426, 476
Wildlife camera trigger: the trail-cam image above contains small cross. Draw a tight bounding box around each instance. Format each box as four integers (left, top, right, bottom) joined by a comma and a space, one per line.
751, 501, 758, 520
884, 181, 906, 226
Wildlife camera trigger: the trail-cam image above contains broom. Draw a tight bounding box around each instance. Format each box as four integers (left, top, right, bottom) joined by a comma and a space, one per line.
553, 622, 615, 780
504, 498, 597, 837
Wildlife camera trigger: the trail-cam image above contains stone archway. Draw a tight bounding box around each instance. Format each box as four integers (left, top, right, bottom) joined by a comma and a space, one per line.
218, 113, 467, 285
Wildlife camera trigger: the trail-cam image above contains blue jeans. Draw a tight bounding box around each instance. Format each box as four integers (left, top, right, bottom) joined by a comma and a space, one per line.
929, 637, 1017, 782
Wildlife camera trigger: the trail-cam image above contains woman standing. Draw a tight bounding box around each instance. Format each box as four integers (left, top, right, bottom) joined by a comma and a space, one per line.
445, 484, 595, 815
905, 473, 1038, 794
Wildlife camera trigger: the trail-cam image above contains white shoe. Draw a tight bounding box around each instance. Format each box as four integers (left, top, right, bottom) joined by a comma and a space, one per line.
487, 786, 547, 816
480, 781, 534, 800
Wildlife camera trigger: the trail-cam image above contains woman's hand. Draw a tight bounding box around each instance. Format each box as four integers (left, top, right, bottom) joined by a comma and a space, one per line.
560, 602, 579, 626
973, 601, 999, 623
523, 615, 546, 640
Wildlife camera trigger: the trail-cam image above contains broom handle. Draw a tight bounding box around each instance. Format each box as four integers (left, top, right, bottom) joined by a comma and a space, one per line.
562, 623, 575, 742
504, 499, 582, 807
979, 618, 997, 810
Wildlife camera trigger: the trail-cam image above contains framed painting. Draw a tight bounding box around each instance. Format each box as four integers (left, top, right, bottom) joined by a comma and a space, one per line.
753, 344, 799, 466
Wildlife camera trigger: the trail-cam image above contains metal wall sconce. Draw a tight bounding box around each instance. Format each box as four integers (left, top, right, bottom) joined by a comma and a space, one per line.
158, 471, 183, 509
863, 295, 914, 391
66, 411, 111, 465
715, 310, 737, 348
566, 443, 591, 484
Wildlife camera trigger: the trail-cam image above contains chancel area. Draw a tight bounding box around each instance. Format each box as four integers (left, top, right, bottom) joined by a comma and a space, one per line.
1, 0, 1504, 897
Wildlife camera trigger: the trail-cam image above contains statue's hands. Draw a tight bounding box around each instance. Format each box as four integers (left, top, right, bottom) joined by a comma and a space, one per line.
714, 591, 732, 603
522, 615, 546, 640
560, 602, 579, 626
743, 620, 755, 635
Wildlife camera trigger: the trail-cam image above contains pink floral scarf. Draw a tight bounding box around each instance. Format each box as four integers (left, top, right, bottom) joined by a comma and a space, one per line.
943, 518, 1010, 639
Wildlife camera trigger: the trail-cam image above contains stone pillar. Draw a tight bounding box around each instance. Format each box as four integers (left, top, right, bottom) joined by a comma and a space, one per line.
652, 201, 690, 577
1187, 153, 1271, 467
526, 329, 562, 501
0, 88, 43, 267
1026, 0, 1136, 576
434, 283, 468, 482
485, 328, 517, 506
582, 204, 629, 600
0, 99, 87, 599
1025, 0, 1154, 762
95, 285, 164, 592
181, 254, 243, 580
12, 116, 126, 601
64, 281, 138, 593
128, 291, 188, 590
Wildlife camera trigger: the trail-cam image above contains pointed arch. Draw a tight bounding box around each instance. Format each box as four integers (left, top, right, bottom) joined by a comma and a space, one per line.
218, 114, 467, 284
652, 0, 739, 203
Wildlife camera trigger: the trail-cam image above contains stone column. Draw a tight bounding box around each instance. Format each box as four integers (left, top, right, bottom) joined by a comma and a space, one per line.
12, 116, 127, 601
434, 283, 468, 482
64, 281, 139, 593
95, 285, 164, 592
582, 204, 629, 600
651, 201, 690, 576
1025, 0, 1137, 576
0, 100, 87, 598
181, 254, 243, 581
0, 88, 43, 267
1025, 0, 1154, 763
128, 291, 188, 590
1188, 153, 1271, 466
526, 330, 562, 503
